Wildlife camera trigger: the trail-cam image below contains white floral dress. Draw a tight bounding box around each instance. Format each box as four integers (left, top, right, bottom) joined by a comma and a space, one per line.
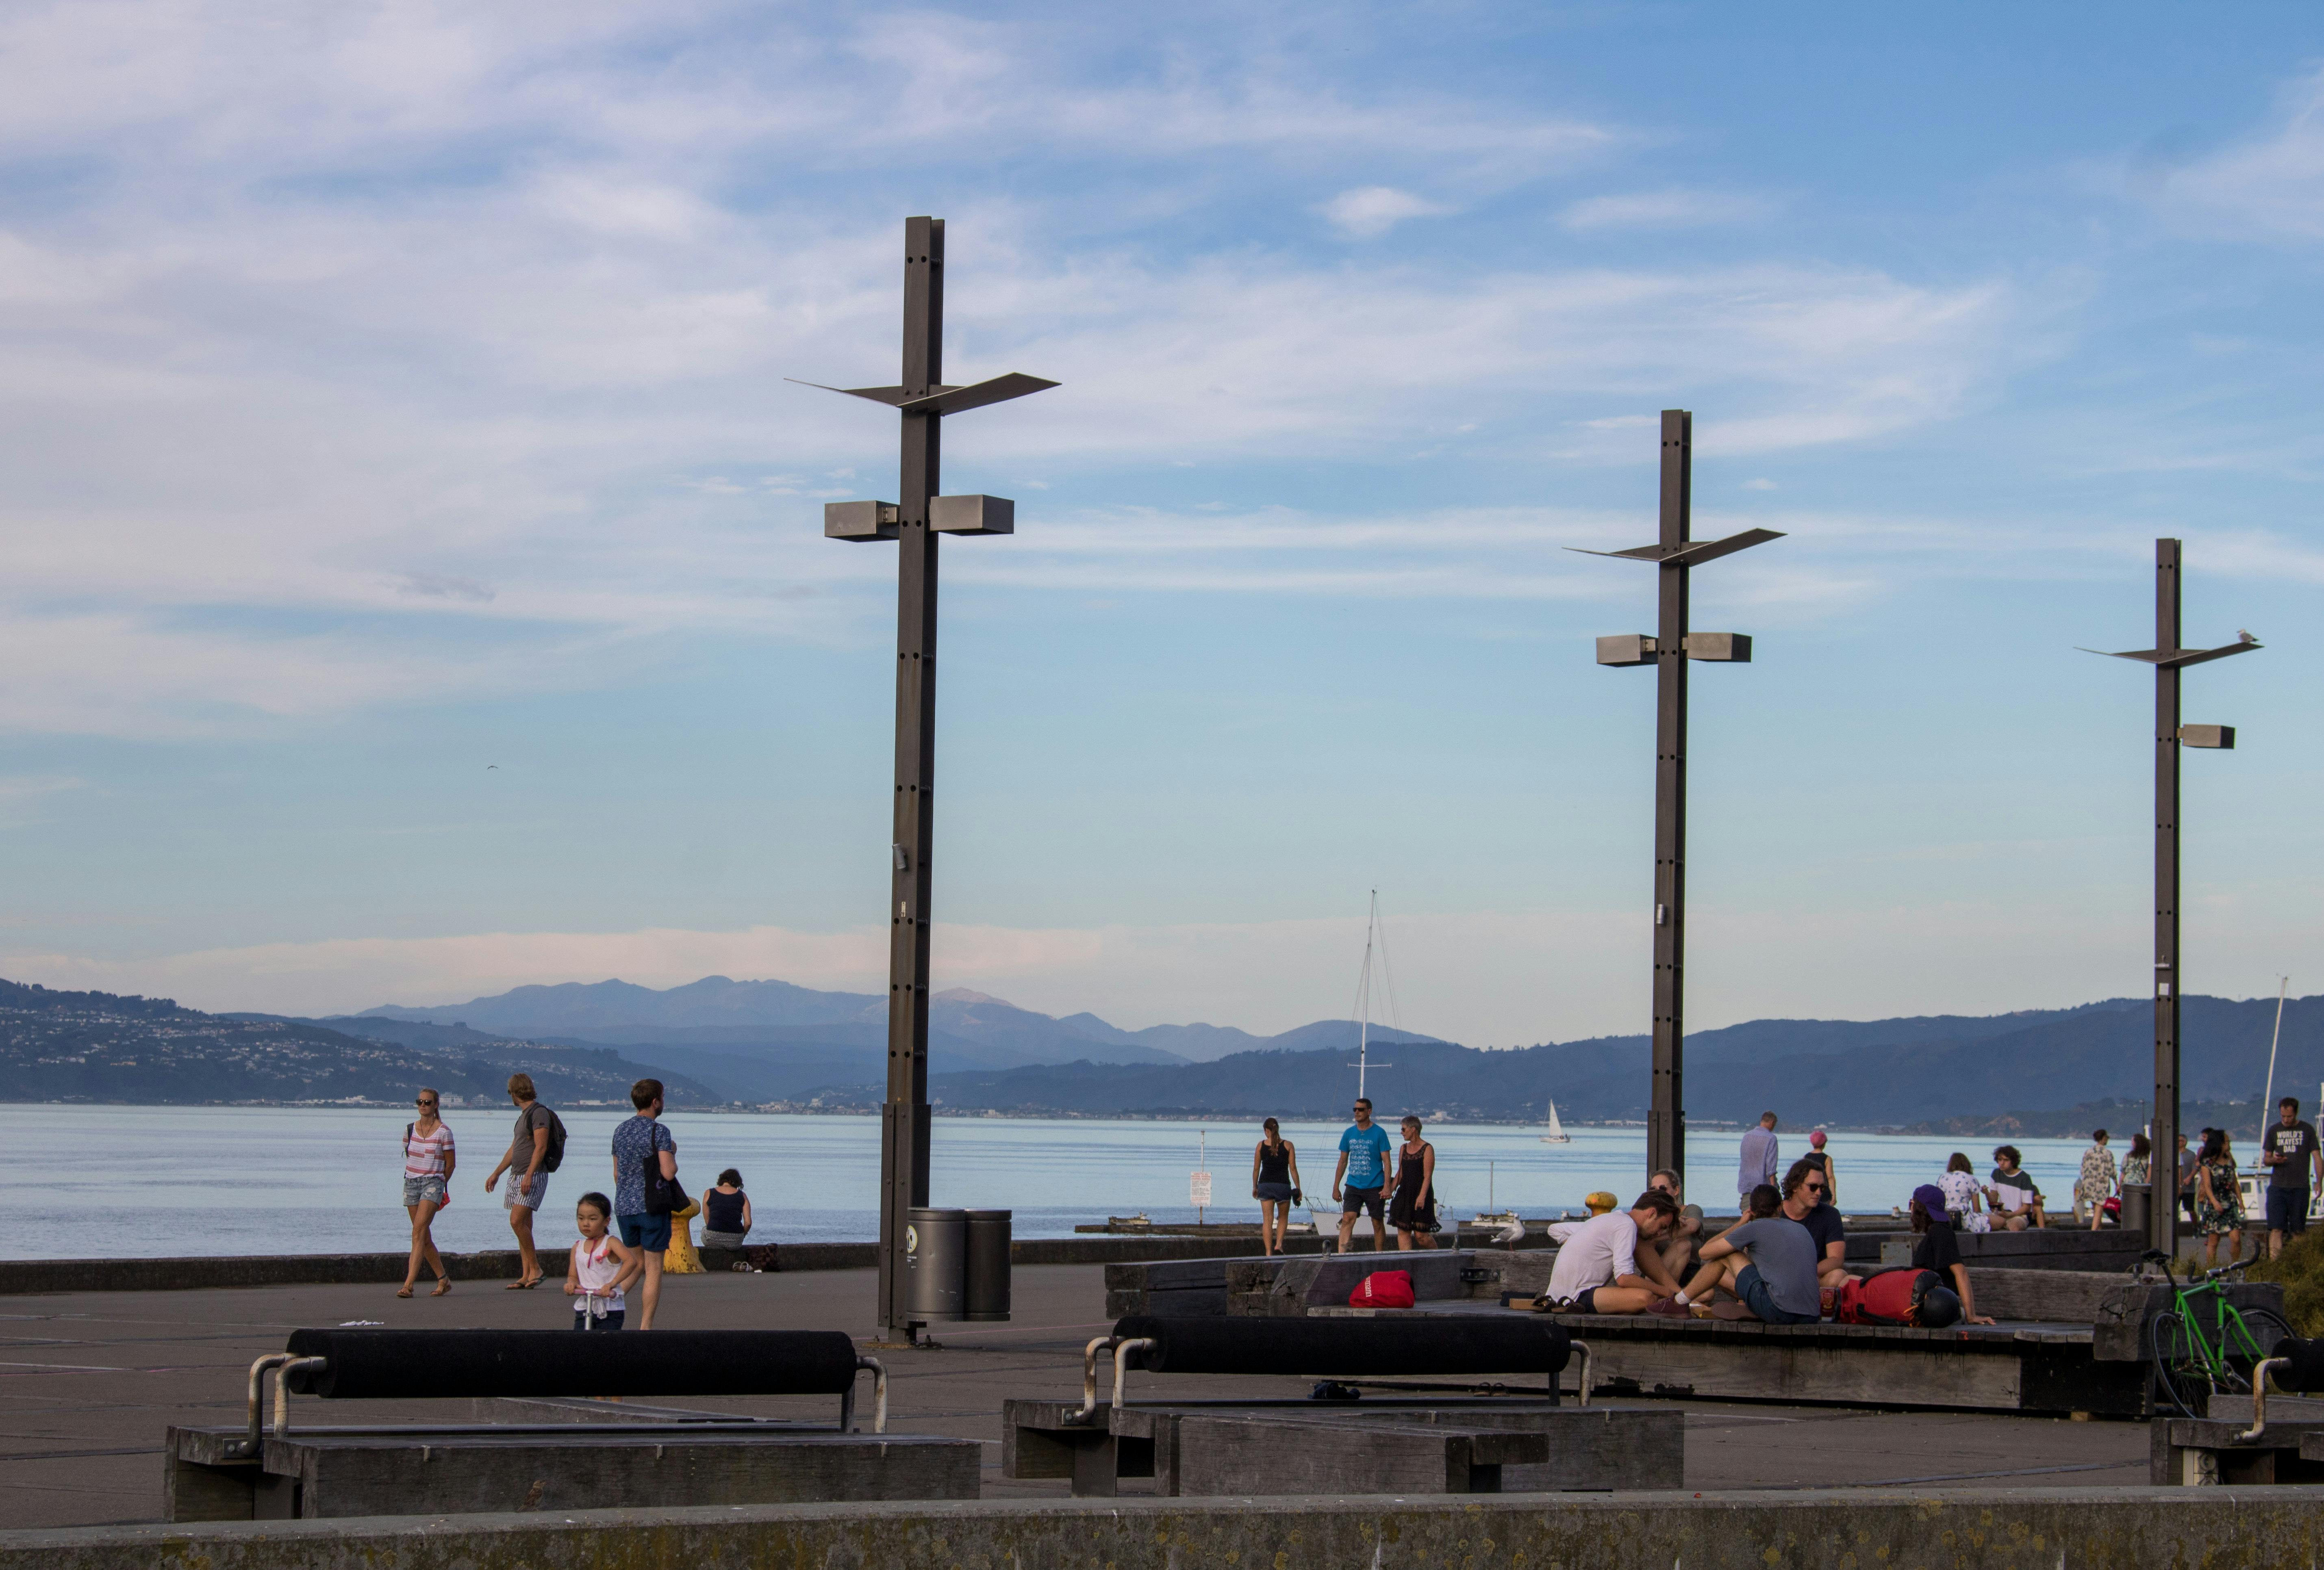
1938, 1169, 1990, 1233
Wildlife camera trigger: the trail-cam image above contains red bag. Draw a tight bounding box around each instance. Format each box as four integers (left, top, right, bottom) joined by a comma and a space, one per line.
1835, 1267, 1939, 1326
1348, 1270, 1415, 1309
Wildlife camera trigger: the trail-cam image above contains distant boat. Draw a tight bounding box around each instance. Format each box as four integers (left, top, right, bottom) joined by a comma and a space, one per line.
1539, 1101, 1571, 1144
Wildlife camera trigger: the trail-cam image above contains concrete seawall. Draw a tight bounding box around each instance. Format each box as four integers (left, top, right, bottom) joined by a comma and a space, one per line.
0, 1231, 1357, 1295
5, 1489, 2318, 1570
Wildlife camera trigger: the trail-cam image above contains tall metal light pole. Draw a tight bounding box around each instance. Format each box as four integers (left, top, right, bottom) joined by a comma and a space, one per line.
1575, 410, 1782, 1188
2081, 538, 2259, 1257
794, 216, 1056, 1338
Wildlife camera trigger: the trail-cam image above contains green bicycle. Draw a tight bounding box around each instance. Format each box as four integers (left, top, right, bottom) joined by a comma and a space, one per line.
2143, 1249, 2294, 1418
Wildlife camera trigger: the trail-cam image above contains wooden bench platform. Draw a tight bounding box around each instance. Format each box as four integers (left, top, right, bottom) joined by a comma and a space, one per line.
1292, 1303, 2147, 1416
166, 1422, 982, 1520
1002, 1397, 1683, 1498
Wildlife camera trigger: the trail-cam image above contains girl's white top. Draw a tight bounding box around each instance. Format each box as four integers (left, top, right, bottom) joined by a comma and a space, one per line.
572, 1236, 626, 1312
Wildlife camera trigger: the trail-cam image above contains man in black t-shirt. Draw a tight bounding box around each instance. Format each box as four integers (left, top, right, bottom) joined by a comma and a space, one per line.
2262, 1097, 2322, 1257
1781, 1158, 1848, 1296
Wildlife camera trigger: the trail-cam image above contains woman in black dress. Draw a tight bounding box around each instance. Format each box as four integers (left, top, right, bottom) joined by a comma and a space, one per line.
1250, 1119, 1301, 1256
1909, 1183, 1994, 1325
1390, 1115, 1439, 1251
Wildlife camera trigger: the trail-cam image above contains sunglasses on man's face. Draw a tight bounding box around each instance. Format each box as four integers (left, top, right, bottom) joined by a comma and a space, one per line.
1806, 1182, 1827, 1194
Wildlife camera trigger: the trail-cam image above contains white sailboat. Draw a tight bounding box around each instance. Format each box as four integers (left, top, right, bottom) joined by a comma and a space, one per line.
1538, 1101, 1571, 1144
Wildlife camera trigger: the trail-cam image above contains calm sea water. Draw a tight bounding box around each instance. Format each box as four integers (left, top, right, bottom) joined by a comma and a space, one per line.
0, 1106, 2115, 1261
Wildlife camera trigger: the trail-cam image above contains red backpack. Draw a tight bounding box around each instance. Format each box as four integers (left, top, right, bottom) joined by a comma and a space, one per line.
1834, 1267, 1941, 1326
1349, 1270, 1416, 1309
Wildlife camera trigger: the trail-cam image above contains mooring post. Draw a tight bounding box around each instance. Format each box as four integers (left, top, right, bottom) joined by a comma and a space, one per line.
797, 217, 1056, 1339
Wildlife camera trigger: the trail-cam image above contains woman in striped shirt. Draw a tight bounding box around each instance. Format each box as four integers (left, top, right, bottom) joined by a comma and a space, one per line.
400, 1088, 456, 1298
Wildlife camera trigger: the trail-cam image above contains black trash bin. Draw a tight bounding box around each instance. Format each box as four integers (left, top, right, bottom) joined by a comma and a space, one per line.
2119, 1183, 2150, 1237
905, 1207, 968, 1323
964, 1209, 1012, 1322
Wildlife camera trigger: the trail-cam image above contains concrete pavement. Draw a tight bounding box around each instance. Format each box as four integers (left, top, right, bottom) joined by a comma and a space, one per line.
0, 1262, 2150, 1527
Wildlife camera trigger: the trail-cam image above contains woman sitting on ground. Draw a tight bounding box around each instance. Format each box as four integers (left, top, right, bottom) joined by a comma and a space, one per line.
1909, 1184, 1996, 1325
1938, 1153, 1990, 1233
701, 1169, 752, 1253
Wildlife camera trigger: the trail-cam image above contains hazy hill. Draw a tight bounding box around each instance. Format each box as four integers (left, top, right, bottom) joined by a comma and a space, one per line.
872, 993, 2323, 1128
358, 975, 1446, 1075
0, 978, 715, 1107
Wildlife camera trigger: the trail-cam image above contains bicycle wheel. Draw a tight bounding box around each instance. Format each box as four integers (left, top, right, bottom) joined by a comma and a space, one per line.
2149, 1310, 2210, 1418
2225, 1307, 2296, 1388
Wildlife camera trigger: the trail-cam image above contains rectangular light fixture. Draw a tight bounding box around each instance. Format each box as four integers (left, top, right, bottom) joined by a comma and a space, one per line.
825, 500, 899, 541
1596, 634, 1656, 667
2179, 724, 2235, 749
930, 494, 1015, 536
1683, 633, 1752, 663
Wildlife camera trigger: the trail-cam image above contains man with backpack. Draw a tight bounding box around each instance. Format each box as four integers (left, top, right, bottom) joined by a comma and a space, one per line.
612, 1078, 680, 1330
484, 1072, 567, 1292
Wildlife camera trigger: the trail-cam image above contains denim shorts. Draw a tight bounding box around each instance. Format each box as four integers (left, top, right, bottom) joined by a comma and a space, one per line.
2268, 1186, 2311, 1235
618, 1212, 672, 1252
1736, 1263, 1820, 1324
575, 1309, 626, 1331
402, 1175, 447, 1209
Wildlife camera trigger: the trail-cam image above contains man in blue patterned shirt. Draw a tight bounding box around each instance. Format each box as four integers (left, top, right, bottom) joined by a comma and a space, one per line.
611, 1079, 678, 1329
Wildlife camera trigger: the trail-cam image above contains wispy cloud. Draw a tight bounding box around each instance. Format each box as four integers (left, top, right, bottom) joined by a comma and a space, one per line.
1321, 186, 1453, 237
2138, 65, 2324, 240
1560, 188, 1773, 231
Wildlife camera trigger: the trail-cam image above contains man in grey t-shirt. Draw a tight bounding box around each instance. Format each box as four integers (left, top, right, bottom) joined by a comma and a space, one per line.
1662, 1185, 1822, 1324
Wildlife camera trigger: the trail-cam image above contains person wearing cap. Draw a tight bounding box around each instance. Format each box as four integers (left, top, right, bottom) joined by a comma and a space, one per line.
1806, 1129, 1837, 1208
1910, 1183, 1994, 1325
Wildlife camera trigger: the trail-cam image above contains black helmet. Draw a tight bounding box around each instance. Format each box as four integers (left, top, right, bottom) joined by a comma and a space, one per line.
1915, 1286, 1963, 1328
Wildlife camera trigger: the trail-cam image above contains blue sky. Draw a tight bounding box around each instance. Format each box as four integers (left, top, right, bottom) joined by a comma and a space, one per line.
2, 3, 2319, 1045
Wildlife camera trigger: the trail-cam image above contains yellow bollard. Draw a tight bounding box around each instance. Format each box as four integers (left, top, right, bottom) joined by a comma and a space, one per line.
1584, 1191, 1618, 1216
662, 1198, 706, 1275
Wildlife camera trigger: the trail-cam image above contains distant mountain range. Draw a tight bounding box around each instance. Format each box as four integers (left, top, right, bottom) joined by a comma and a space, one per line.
9, 969, 2317, 1133
355, 975, 1446, 1105
895, 994, 2324, 1132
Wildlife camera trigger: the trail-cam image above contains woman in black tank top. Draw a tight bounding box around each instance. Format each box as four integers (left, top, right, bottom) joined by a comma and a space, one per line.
1251, 1118, 1302, 1256
1390, 1116, 1438, 1249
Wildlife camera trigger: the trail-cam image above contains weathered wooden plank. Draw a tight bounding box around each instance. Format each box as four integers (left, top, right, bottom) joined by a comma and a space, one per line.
168, 1427, 979, 1520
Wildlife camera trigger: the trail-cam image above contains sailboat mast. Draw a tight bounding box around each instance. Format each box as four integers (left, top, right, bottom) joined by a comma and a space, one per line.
1357, 890, 1376, 1100
2261, 975, 2290, 1154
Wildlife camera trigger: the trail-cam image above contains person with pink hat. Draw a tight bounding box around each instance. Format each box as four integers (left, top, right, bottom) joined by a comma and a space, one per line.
1805, 1128, 1837, 1210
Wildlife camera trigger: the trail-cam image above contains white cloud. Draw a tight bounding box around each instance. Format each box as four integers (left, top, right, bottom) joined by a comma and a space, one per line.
0, 3, 2036, 736
1560, 189, 1772, 231
1320, 185, 1453, 238
2141, 66, 2324, 240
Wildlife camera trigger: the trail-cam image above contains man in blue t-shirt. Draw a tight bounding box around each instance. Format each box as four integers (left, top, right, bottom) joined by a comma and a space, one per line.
1334, 1097, 1395, 1253
610, 1078, 678, 1329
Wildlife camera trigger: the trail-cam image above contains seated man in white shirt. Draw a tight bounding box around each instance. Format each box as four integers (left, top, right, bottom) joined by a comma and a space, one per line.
1985, 1145, 2046, 1232
1543, 1190, 1682, 1314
